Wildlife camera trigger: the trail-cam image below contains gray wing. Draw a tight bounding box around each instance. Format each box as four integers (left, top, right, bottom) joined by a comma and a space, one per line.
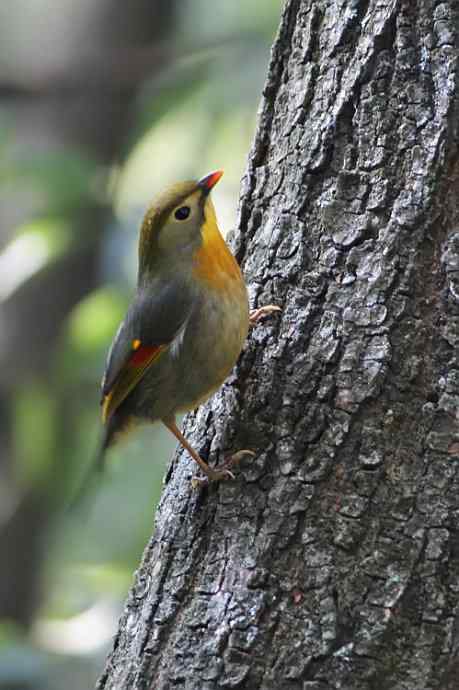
101, 278, 196, 401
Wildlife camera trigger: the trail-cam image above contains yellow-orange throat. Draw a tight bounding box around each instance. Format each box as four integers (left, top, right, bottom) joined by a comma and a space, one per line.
192, 199, 244, 290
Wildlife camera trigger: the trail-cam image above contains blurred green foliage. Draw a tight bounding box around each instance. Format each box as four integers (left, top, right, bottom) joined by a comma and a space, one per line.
0, 1, 282, 687
5, 153, 100, 214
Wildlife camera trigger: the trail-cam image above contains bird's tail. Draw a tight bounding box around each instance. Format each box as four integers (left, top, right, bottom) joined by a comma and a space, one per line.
67, 426, 111, 513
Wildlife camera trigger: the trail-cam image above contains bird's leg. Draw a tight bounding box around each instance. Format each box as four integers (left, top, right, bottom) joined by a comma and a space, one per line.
163, 418, 239, 484
249, 304, 281, 327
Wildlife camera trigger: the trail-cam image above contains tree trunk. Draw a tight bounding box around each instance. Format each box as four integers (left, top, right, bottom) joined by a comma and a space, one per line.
98, 0, 459, 688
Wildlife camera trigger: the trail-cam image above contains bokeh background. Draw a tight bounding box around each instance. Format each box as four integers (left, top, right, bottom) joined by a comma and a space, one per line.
0, 1, 282, 687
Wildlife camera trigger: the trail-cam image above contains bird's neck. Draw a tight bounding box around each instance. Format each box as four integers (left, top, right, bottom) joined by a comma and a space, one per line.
192, 202, 243, 291
138, 239, 196, 286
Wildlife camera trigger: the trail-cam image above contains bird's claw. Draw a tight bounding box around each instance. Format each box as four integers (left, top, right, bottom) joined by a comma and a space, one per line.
249, 304, 281, 326
191, 467, 235, 489
225, 449, 256, 465
191, 450, 255, 489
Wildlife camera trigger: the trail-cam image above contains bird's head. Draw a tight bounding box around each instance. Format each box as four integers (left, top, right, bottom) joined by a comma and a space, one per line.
138, 170, 223, 277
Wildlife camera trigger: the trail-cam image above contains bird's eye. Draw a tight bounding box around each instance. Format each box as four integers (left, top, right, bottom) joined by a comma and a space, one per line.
174, 206, 191, 221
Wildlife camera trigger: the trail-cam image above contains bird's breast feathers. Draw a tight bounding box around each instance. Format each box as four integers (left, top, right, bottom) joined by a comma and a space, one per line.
192, 208, 244, 292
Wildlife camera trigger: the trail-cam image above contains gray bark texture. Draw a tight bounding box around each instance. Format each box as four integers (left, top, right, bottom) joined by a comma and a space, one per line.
98, 1, 459, 688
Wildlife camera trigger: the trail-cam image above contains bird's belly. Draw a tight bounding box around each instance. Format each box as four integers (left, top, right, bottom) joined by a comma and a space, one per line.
175, 285, 249, 412
129, 283, 248, 422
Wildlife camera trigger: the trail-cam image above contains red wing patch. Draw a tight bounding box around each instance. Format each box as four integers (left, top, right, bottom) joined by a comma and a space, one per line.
129, 345, 162, 366
101, 341, 166, 423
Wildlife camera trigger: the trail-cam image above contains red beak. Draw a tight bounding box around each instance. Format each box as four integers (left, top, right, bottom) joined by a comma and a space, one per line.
198, 170, 224, 194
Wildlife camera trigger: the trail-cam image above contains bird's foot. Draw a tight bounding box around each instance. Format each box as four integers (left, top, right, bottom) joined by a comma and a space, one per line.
249, 304, 281, 327
191, 450, 255, 489
191, 467, 234, 489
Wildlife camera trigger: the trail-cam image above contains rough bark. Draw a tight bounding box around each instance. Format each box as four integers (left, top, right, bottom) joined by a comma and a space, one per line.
98, 1, 459, 688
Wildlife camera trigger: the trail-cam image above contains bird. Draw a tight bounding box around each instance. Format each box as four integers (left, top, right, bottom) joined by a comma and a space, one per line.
97, 170, 279, 486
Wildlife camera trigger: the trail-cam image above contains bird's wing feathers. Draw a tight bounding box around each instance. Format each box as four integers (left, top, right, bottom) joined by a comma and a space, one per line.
101, 342, 166, 423
101, 280, 195, 423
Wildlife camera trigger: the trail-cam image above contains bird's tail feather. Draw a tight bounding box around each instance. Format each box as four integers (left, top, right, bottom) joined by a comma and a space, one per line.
67, 428, 111, 513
